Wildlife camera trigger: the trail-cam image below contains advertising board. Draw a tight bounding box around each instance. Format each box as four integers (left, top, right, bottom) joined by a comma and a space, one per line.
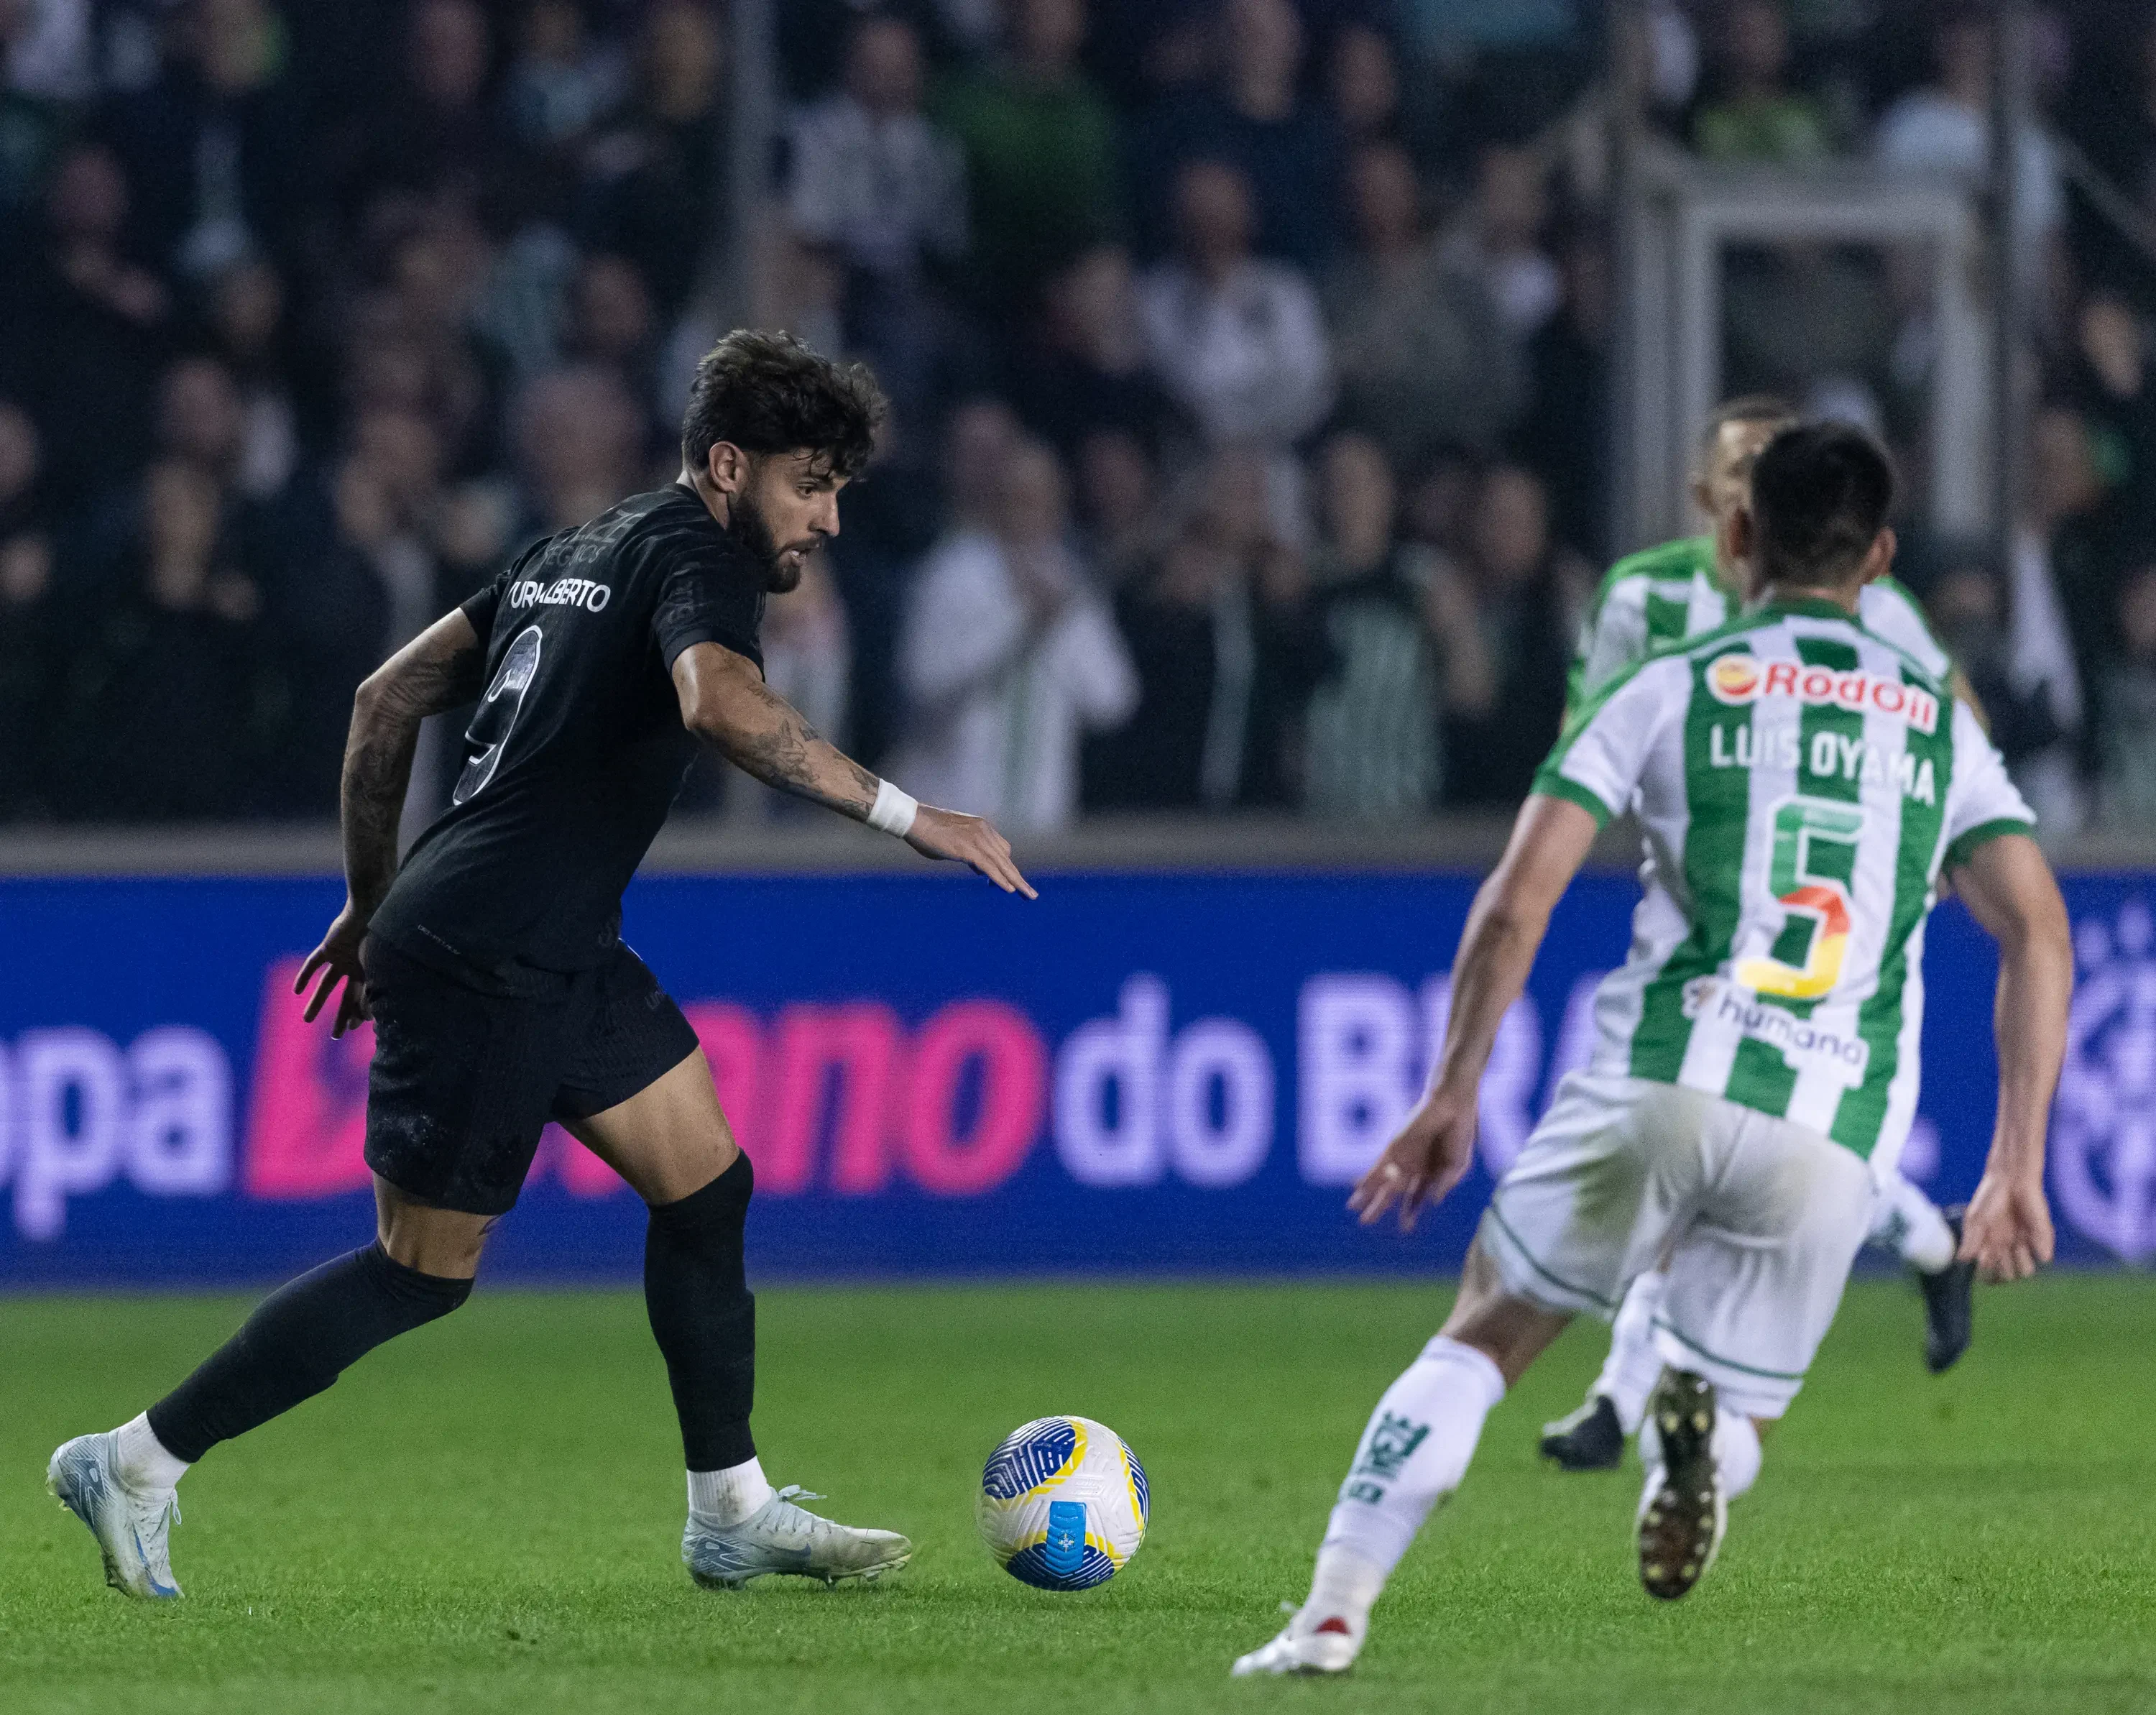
0, 872, 2147, 1285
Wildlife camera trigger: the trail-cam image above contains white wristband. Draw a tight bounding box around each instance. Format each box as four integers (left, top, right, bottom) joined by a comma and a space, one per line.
867, 778, 918, 837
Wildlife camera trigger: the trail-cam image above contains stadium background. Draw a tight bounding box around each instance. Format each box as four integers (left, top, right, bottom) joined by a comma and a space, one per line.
4, 11, 2155, 1715
2, 0, 2155, 1290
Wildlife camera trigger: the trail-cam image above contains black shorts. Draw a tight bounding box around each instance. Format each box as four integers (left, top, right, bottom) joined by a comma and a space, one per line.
361, 936, 701, 1216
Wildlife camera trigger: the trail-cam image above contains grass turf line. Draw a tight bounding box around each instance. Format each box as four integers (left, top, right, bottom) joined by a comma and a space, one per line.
2, 1275, 2152, 1714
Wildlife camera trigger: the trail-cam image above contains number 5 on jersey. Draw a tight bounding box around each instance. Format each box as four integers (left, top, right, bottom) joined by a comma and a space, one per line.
454, 626, 543, 806
1736, 796, 1864, 1001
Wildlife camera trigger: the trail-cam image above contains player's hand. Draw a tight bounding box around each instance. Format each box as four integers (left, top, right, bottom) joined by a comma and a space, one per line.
904, 805, 1038, 898
1348, 1083, 1479, 1232
296, 899, 372, 1039
1959, 1166, 2055, 1282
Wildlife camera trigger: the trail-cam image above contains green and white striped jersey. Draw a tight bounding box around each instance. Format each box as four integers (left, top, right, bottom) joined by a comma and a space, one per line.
1567, 535, 1950, 719
1534, 597, 2034, 1169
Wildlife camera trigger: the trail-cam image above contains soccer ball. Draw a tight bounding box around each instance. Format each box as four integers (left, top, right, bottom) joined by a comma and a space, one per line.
976, 1415, 1149, 1590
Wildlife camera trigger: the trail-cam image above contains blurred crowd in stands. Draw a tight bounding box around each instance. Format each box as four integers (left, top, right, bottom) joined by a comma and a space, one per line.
4, 0, 2156, 836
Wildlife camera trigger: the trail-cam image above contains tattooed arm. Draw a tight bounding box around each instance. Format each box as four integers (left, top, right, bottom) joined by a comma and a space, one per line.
673, 636, 880, 816
671, 641, 1035, 896
296, 610, 489, 1034
338, 612, 490, 914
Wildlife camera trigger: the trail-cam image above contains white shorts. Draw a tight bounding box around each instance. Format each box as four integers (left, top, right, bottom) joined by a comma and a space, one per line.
1480, 1072, 1874, 1418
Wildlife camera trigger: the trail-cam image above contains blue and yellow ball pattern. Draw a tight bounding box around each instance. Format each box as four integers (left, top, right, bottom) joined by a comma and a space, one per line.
976, 1416, 1149, 1590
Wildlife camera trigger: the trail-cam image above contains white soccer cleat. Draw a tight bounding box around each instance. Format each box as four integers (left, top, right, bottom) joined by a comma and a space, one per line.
47, 1431, 183, 1601
1230, 1607, 1362, 1677
682, 1485, 911, 1589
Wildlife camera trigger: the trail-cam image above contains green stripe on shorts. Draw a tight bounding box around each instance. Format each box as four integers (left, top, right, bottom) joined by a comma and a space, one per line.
1485, 1202, 1618, 1312
1651, 1317, 1807, 1381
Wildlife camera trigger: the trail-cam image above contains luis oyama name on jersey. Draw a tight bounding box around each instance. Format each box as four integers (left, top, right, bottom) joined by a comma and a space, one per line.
1534, 599, 2033, 1173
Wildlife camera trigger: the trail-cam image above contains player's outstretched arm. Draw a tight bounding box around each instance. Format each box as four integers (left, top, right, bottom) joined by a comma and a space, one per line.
1947, 832, 2071, 1281
671, 641, 1036, 898
298, 609, 490, 1035
1350, 793, 1600, 1231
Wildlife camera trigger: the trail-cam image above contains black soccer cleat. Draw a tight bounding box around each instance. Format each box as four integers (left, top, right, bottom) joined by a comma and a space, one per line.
1920, 1205, 1976, 1374
1539, 1394, 1625, 1471
1636, 1369, 1724, 1602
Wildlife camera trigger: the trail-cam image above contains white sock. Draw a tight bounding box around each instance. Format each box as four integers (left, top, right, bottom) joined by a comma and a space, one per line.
1869, 1173, 1956, 1274
1713, 1412, 1762, 1501
687, 1456, 773, 1525
113, 1412, 188, 1492
1639, 1409, 1763, 1503
1594, 1270, 1669, 1434
1298, 1543, 1387, 1641
1309, 1334, 1506, 1632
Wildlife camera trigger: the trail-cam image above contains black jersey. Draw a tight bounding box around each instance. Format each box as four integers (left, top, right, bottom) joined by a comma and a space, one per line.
370, 485, 765, 984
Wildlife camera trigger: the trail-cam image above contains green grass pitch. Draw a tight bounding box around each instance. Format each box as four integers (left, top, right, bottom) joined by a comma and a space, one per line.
4, 1274, 2153, 1714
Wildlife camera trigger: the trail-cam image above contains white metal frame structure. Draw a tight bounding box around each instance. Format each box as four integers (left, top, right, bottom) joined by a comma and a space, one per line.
1618, 155, 1991, 551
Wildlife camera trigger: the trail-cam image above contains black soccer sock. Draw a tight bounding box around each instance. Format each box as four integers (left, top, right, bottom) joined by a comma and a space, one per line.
147, 1242, 474, 1465
644, 1153, 757, 1471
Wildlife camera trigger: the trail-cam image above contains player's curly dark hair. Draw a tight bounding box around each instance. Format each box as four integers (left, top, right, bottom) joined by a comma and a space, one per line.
679, 329, 886, 481
1750, 421, 1898, 591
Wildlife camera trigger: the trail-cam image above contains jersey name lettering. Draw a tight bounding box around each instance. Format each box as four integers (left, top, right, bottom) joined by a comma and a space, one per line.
508, 576, 614, 614
1705, 723, 1938, 804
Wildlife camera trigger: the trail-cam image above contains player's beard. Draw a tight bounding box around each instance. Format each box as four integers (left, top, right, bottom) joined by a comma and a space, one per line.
725, 487, 806, 594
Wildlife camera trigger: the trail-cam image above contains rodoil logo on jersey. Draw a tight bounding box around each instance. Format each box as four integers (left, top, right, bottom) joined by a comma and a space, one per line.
1704, 651, 1938, 733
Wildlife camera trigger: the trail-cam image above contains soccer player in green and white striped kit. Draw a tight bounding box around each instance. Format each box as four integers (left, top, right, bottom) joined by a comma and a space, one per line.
1542, 398, 1981, 1477
1234, 422, 2068, 1675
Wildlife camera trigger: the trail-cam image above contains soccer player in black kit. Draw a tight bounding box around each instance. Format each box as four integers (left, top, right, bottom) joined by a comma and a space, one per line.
47, 331, 1033, 1599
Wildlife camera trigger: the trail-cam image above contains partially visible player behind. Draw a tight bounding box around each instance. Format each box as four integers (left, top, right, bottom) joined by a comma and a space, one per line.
47, 331, 1034, 1601
1235, 423, 2068, 1675
1543, 397, 1978, 1476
